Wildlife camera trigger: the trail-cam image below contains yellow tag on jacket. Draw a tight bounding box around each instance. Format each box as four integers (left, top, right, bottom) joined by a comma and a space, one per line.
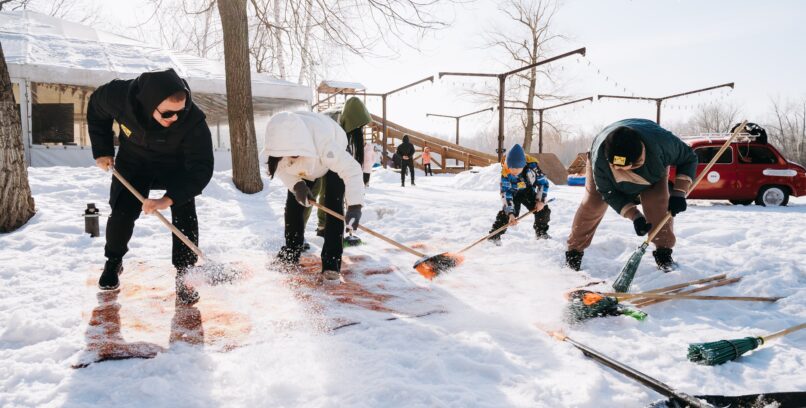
120, 124, 132, 137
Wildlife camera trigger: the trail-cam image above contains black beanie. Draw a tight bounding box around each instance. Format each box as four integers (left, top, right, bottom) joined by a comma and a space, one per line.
604, 126, 642, 166
135, 68, 188, 117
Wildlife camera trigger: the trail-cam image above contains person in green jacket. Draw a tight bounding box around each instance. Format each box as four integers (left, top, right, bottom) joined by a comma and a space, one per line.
565, 119, 697, 272
304, 97, 372, 237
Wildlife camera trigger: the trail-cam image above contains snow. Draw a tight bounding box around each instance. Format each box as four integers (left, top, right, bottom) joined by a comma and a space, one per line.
0, 165, 804, 407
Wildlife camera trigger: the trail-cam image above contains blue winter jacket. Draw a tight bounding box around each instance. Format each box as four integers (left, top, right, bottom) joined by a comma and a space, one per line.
500, 156, 549, 214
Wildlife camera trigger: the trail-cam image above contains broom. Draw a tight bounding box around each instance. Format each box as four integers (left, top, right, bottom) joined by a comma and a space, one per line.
611, 120, 748, 293
687, 323, 806, 365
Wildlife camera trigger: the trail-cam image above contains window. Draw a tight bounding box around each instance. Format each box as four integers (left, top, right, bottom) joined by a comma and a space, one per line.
737, 146, 778, 164
695, 146, 732, 164
30, 82, 95, 146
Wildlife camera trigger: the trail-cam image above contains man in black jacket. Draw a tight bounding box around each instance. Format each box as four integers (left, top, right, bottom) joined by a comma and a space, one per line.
88, 68, 214, 305
396, 134, 416, 186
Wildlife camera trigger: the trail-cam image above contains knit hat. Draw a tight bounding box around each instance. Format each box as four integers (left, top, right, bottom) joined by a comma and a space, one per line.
604, 126, 642, 167
506, 144, 527, 168
135, 68, 188, 117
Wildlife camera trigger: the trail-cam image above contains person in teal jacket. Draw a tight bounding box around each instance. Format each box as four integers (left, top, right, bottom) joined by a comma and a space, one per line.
566, 119, 697, 272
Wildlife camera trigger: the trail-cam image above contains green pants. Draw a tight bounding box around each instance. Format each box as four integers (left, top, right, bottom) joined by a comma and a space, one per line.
303, 177, 327, 230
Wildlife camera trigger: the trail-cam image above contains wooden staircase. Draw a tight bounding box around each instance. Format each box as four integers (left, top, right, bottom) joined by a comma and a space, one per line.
368, 114, 497, 174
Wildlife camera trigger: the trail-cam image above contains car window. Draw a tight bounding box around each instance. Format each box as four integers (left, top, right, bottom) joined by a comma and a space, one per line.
694, 147, 732, 164
737, 145, 778, 164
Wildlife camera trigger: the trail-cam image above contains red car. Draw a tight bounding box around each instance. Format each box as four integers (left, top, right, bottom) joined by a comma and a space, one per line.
670, 135, 806, 206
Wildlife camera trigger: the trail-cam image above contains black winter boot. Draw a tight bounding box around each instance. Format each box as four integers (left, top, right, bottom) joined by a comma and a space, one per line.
176, 268, 200, 305
98, 258, 123, 291
565, 250, 583, 271
652, 248, 678, 272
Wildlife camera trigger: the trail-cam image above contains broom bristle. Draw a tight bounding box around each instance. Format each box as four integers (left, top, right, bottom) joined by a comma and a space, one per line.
687, 337, 762, 365
413, 253, 464, 280
611, 246, 647, 293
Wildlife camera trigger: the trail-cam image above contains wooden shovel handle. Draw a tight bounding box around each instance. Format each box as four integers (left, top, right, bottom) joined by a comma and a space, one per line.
761, 322, 806, 343
310, 202, 426, 258
605, 291, 780, 302
643, 120, 748, 245
111, 169, 205, 260
633, 277, 741, 307
640, 274, 727, 295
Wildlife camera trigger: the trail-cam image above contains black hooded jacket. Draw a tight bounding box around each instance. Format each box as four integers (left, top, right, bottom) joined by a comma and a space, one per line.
396, 135, 415, 160
87, 69, 214, 205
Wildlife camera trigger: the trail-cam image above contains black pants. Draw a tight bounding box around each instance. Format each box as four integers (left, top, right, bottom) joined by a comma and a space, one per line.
104, 156, 199, 269
285, 171, 345, 272
490, 189, 551, 239
424, 163, 433, 176
363, 173, 370, 185
401, 159, 415, 185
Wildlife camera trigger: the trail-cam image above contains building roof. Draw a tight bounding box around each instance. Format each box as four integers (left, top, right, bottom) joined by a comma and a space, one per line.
0, 10, 311, 103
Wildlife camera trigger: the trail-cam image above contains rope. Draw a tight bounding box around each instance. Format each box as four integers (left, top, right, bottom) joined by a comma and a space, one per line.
724, 339, 741, 358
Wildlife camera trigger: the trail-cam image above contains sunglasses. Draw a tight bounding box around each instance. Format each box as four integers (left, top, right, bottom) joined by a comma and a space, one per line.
157, 105, 188, 119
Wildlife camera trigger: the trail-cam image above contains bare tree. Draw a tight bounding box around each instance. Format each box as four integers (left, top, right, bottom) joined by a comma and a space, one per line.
219, 0, 263, 193
478, 0, 565, 152
0, 0, 103, 25
688, 102, 741, 134
766, 96, 806, 166
0, 42, 36, 232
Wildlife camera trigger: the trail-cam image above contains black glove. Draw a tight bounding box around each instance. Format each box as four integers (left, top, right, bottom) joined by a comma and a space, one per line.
668, 192, 687, 216
632, 216, 652, 236
345, 205, 362, 232
292, 181, 312, 207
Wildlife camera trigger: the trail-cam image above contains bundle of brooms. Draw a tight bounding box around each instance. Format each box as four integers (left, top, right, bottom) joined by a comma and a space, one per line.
565, 274, 782, 323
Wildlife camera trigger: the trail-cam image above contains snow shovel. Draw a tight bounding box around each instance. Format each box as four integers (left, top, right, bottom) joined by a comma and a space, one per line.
611, 120, 748, 293
413, 198, 556, 279
111, 169, 243, 285
309, 202, 456, 280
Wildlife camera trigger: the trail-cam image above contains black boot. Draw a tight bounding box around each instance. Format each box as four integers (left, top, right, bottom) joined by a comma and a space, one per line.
176, 268, 200, 305
273, 245, 302, 268
565, 250, 583, 271
652, 248, 678, 272
98, 258, 123, 291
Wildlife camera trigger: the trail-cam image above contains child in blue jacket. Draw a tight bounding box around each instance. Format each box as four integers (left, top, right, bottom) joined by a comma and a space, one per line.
489, 144, 551, 244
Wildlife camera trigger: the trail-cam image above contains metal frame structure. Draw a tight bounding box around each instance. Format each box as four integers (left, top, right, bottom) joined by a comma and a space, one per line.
426, 107, 493, 163
503, 96, 593, 153
598, 82, 734, 125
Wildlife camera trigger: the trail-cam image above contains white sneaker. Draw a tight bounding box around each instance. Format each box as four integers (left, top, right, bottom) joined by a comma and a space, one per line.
322, 270, 342, 284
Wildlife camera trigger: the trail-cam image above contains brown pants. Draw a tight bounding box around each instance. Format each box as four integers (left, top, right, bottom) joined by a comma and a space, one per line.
567, 156, 675, 252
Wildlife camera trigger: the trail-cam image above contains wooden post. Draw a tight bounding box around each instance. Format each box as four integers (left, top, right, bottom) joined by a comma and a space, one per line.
441, 147, 448, 173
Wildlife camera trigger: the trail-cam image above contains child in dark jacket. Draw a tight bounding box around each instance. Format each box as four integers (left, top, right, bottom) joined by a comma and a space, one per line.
489, 144, 551, 244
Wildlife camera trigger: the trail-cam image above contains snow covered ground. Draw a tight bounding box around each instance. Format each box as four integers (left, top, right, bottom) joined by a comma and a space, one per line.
1, 165, 804, 407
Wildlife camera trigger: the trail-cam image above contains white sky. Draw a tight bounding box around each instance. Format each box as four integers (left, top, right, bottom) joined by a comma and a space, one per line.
326, 0, 806, 141
100, 0, 805, 144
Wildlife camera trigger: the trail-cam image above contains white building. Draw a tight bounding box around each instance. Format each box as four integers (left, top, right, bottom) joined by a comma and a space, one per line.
0, 10, 311, 169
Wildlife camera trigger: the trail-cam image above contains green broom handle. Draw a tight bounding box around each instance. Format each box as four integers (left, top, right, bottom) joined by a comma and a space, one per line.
310, 201, 427, 258
643, 120, 748, 244
761, 322, 806, 343
111, 169, 205, 260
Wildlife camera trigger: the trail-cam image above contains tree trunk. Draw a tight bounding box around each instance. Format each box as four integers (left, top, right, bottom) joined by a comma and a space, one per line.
218, 0, 263, 194
0, 42, 36, 232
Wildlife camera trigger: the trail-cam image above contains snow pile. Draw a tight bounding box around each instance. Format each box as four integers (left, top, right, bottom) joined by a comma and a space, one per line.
0, 164, 804, 407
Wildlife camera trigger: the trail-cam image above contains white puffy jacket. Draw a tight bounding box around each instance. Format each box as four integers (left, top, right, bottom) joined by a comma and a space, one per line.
261, 111, 365, 206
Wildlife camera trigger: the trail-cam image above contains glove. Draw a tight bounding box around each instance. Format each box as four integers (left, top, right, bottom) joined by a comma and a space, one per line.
345, 205, 362, 232
541, 193, 547, 203
632, 216, 652, 236
292, 181, 313, 207
668, 192, 687, 216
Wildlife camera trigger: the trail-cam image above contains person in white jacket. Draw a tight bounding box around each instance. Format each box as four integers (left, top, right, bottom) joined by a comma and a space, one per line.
262, 111, 365, 283
362, 143, 377, 186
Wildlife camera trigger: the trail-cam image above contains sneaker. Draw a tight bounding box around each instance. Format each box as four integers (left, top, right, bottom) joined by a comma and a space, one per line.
302, 241, 311, 251
565, 250, 583, 271
98, 258, 123, 291
321, 270, 342, 284
535, 231, 551, 240
176, 268, 200, 305
652, 248, 678, 272
488, 237, 502, 247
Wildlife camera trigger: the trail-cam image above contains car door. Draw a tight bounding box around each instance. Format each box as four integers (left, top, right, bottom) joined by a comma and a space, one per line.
690, 145, 736, 199
733, 144, 788, 199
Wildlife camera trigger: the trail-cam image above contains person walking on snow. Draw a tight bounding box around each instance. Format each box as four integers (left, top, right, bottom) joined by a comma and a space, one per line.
422, 146, 434, 176
88, 68, 213, 305
488, 144, 551, 245
363, 143, 377, 186
396, 134, 416, 186
565, 119, 697, 272
264, 111, 365, 283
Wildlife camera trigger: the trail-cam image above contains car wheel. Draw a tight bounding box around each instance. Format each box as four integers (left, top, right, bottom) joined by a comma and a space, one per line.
755, 186, 789, 206
729, 199, 752, 206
